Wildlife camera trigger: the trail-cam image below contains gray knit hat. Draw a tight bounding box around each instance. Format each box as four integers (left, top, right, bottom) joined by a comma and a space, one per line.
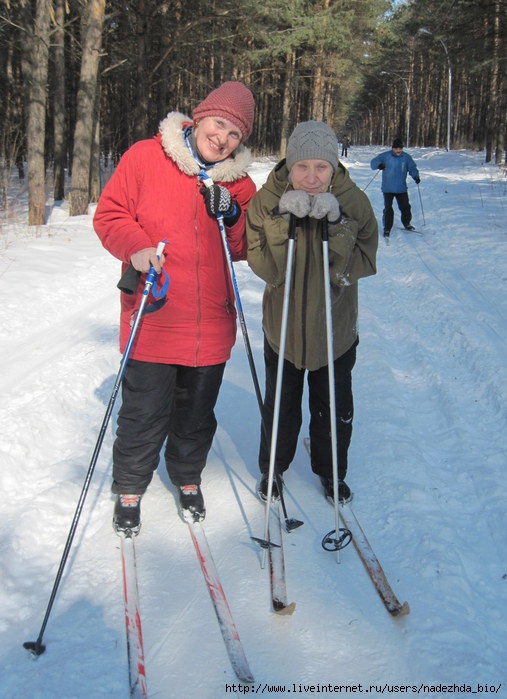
286, 121, 339, 172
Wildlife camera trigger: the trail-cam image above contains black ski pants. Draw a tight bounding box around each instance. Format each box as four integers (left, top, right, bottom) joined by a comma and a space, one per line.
111, 359, 225, 494
382, 191, 412, 231
259, 337, 357, 482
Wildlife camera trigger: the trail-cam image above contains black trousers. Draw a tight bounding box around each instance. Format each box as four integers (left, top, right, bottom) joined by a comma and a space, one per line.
259, 337, 357, 482
112, 359, 225, 494
382, 192, 412, 231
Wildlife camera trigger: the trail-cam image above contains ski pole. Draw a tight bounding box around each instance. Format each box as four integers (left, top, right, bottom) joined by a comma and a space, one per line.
23, 241, 167, 658
320, 220, 348, 563
199, 174, 303, 533
416, 182, 426, 226
363, 168, 380, 192
259, 215, 297, 567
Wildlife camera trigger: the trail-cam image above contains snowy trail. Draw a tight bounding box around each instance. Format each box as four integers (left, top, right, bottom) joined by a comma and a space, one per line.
352, 174, 506, 686
0, 148, 505, 699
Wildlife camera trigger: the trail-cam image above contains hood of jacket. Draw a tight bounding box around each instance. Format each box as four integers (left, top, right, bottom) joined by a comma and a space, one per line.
158, 111, 253, 182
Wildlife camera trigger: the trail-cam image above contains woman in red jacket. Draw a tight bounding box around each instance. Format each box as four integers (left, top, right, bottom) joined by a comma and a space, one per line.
94, 81, 256, 532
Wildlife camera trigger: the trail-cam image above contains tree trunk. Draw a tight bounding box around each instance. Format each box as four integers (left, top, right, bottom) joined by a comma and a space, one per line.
132, 0, 149, 142
279, 51, 296, 158
69, 0, 105, 216
90, 103, 101, 202
491, 0, 504, 164
25, 0, 51, 226
53, 0, 66, 201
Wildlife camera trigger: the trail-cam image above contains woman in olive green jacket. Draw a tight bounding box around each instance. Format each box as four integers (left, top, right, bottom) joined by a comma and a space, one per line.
246, 121, 378, 504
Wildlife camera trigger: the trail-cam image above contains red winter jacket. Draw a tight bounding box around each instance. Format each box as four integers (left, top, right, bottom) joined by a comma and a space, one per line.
94, 112, 256, 366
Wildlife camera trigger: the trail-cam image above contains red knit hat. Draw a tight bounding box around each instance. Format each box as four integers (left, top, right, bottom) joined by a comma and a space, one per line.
193, 81, 255, 140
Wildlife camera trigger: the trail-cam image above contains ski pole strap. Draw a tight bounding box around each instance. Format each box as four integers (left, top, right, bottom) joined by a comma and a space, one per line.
142, 298, 167, 315
145, 240, 170, 306
145, 266, 170, 299
133, 240, 170, 317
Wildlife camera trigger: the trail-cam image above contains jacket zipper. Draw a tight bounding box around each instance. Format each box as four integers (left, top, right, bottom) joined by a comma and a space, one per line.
194, 181, 201, 366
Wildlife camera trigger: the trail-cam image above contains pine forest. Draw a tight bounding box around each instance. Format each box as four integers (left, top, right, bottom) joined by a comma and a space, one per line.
1, 0, 505, 223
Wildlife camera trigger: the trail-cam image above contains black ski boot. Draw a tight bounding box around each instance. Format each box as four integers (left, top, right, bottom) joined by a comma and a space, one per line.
113, 494, 142, 535
257, 473, 283, 502
179, 485, 206, 522
320, 477, 353, 504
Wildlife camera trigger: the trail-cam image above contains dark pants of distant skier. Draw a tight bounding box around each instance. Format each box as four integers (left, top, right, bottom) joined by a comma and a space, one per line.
259, 337, 357, 482
112, 359, 225, 494
383, 192, 412, 231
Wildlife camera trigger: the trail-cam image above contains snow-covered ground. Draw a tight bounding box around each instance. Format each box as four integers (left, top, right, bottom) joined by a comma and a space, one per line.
0, 147, 505, 699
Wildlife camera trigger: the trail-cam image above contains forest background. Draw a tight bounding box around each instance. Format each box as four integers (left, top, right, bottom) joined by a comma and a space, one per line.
1, 0, 505, 225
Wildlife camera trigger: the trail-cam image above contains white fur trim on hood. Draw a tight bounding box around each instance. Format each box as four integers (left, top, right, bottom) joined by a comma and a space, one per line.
158, 112, 253, 183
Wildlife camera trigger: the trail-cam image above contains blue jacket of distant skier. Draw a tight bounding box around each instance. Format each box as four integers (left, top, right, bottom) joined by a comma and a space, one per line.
370, 150, 419, 193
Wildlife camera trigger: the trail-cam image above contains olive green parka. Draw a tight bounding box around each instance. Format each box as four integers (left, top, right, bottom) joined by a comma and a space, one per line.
246, 159, 378, 371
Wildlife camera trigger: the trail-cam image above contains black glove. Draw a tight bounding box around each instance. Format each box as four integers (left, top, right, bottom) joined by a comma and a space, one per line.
414, 177, 421, 184
377, 163, 386, 170
200, 184, 240, 225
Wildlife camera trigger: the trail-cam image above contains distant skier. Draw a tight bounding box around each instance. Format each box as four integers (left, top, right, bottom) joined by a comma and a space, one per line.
370, 138, 420, 238
341, 135, 351, 157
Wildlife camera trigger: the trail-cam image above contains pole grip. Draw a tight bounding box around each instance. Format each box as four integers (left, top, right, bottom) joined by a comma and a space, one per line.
288, 214, 297, 240
155, 240, 166, 258
321, 217, 329, 242
117, 241, 166, 294
117, 265, 140, 295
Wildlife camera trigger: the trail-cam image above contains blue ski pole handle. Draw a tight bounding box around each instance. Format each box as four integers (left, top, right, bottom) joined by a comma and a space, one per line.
117, 241, 169, 296
145, 241, 170, 298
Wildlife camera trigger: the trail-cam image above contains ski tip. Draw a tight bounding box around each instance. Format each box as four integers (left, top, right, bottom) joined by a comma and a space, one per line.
273, 600, 296, 616
237, 671, 255, 684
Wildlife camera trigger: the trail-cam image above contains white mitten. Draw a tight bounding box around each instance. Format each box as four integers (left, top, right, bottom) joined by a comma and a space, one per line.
278, 190, 312, 218
309, 192, 341, 222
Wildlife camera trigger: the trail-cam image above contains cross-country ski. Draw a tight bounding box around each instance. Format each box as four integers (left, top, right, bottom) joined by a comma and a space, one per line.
120, 533, 148, 698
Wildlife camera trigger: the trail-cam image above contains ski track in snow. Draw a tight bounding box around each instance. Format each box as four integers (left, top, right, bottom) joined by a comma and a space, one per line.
0, 148, 505, 698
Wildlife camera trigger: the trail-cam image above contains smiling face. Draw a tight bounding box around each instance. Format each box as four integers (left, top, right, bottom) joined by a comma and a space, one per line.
289, 159, 334, 194
193, 116, 242, 162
